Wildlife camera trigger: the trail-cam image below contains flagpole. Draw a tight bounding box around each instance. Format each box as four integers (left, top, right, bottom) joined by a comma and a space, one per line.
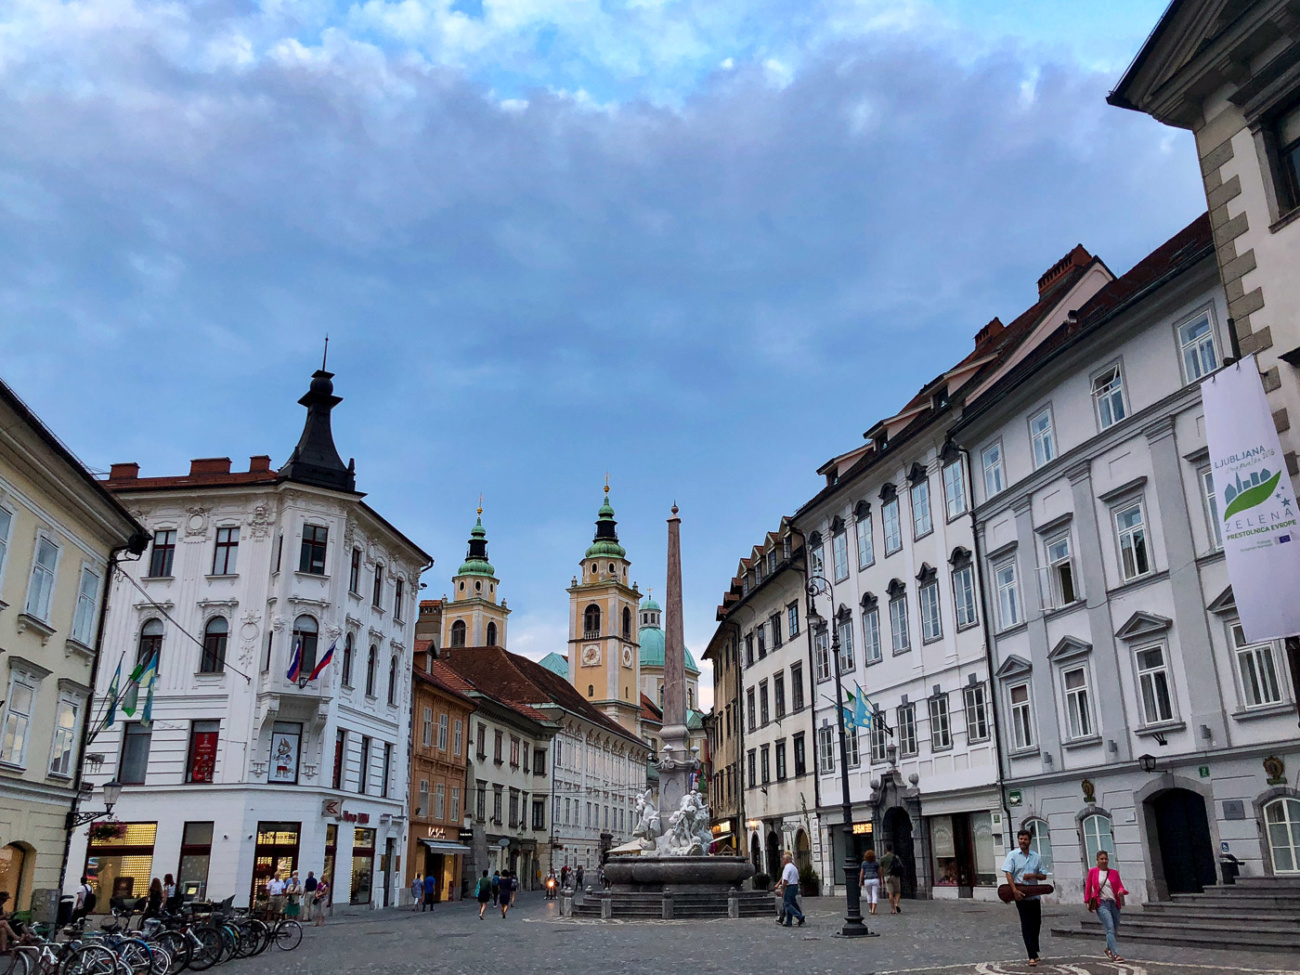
87, 651, 128, 745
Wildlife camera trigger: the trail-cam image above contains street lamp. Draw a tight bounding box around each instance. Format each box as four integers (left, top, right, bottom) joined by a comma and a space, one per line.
807, 573, 875, 939
67, 780, 123, 829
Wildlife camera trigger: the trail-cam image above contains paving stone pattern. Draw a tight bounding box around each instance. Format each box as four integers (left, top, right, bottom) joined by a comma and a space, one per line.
249, 893, 1300, 975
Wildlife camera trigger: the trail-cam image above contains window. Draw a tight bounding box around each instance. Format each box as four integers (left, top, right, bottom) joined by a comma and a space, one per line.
759, 680, 770, 725
349, 548, 362, 594
342, 633, 354, 685
333, 730, 346, 789
943, 460, 967, 519
532, 798, 545, 830
394, 579, 405, 621
774, 673, 786, 718
366, 645, 377, 696
790, 662, 805, 711
299, 524, 328, 574
1063, 666, 1093, 739
929, 694, 951, 750
744, 633, 754, 666
452, 787, 462, 824
963, 684, 989, 742
1135, 644, 1175, 724
274, 533, 283, 573
187, 720, 220, 783
1025, 818, 1053, 872
952, 564, 978, 629
817, 726, 835, 772
479, 783, 488, 821
760, 745, 771, 784
1029, 407, 1056, 469
583, 604, 601, 637
857, 511, 875, 568
775, 740, 787, 780
832, 531, 849, 582
793, 733, 806, 776
837, 616, 855, 672
845, 727, 861, 768
211, 526, 239, 575
387, 656, 399, 706
455, 720, 464, 755
372, 564, 384, 607
494, 729, 504, 763
149, 529, 176, 577
201, 617, 228, 673
437, 713, 449, 750
622, 606, 632, 639
870, 713, 887, 763
119, 722, 152, 784
757, 624, 767, 659
1092, 365, 1126, 430
995, 559, 1021, 629
1201, 468, 1223, 551
292, 614, 319, 676
71, 566, 101, 645
434, 783, 446, 820
1264, 797, 1300, 874
746, 687, 756, 731
911, 478, 932, 538
494, 788, 504, 824
982, 442, 1005, 497
2, 669, 39, 766
1009, 683, 1034, 750
422, 707, 433, 747
24, 535, 59, 621
897, 704, 917, 756
1115, 501, 1151, 581
49, 695, 82, 776
889, 595, 910, 653
1082, 814, 1116, 865
919, 582, 942, 642
862, 606, 882, 663
417, 780, 429, 817
0, 506, 10, 581
746, 749, 756, 788
510, 736, 521, 768
1044, 534, 1078, 608
1232, 623, 1283, 707
787, 603, 799, 638
770, 613, 783, 648
358, 736, 370, 794
450, 620, 467, 647
1179, 313, 1218, 382
813, 628, 832, 681
810, 544, 825, 577
882, 498, 902, 554
384, 743, 394, 797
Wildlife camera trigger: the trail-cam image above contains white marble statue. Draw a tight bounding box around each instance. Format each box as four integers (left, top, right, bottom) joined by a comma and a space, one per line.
632, 788, 661, 850
655, 789, 713, 856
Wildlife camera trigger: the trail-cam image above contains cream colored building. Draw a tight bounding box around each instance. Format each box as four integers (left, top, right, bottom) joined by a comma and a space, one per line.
0, 377, 145, 910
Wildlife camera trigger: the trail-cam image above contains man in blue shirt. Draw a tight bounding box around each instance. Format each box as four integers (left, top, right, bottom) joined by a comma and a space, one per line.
1002, 828, 1048, 966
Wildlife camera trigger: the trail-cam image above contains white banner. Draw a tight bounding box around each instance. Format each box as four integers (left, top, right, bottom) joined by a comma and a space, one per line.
1202, 355, 1300, 641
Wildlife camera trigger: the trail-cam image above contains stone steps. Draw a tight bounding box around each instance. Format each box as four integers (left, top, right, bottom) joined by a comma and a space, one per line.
571, 889, 771, 919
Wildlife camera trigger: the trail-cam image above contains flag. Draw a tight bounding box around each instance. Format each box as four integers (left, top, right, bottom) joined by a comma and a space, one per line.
105, 659, 122, 727
308, 639, 336, 681
139, 654, 158, 727
122, 655, 149, 716
286, 637, 302, 682
853, 683, 871, 729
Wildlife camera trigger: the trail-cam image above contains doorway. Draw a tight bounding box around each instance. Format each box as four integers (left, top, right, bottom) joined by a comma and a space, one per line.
1151, 789, 1215, 894
750, 834, 761, 874
795, 830, 812, 873
882, 807, 916, 898
765, 830, 782, 881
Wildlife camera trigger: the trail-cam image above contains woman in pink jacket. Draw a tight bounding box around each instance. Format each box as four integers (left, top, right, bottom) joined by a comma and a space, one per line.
1084, 850, 1129, 961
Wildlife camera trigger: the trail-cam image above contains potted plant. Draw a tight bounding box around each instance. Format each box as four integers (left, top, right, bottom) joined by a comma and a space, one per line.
751, 872, 771, 892
799, 864, 821, 896
88, 821, 126, 842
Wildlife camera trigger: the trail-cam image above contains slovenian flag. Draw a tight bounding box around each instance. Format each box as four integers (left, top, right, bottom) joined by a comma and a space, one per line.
309, 639, 336, 681
286, 637, 302, 682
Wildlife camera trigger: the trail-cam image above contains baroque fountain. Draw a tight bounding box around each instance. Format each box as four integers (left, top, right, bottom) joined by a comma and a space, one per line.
571, 506, 766, 920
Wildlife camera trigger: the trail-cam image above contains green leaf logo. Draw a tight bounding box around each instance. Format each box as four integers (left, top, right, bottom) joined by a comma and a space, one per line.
1223, 470, 1281, 520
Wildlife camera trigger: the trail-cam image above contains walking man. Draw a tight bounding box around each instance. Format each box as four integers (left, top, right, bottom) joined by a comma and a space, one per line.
880, 845, 902, 914
422, 873, 437, 911
500, 871, 515, 918
1003, 828, 1049, 967
776, 852, 805, 928
302, 871, 318, 922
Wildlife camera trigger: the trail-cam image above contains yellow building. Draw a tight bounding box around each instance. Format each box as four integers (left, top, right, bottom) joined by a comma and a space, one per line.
0, 377, 145, 910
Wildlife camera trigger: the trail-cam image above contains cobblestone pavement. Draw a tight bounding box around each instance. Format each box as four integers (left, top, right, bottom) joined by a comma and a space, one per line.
248, 893, 1300, 975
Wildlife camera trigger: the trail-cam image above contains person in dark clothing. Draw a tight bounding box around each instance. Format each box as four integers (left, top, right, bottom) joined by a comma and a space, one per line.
475, 871, 492, 920
422, 874, 437, 911
499, 872, 515, 918
73, 877, 97, 924
491, 871, 500, 905
143, 878, 163, 919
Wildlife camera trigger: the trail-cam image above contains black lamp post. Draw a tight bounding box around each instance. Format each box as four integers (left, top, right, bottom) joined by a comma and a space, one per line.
807, 573, 875, 939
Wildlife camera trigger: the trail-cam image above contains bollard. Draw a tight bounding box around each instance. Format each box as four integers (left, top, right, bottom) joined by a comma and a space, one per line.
561, 892, 573, 917
727, 887, 739, 919
661, 891, 674, 920
601, 892, 612, 920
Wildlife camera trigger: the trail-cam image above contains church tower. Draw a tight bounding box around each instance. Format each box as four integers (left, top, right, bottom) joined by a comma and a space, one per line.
443, 507, 510, 649
567, 486, 642, 735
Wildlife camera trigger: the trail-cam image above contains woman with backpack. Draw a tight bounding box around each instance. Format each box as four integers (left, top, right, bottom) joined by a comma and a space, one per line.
499, 871, 515, 918
475, 870, 492, 920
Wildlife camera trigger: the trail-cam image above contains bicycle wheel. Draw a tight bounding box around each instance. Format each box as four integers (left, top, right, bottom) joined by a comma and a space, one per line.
60, 945, 118, 975
116, 941, 152, 975
181, 931, 220, 973
1, 950, 33, 975
143, 945, 170, 975
272, 921, 302, 952
151, 934, 187, 975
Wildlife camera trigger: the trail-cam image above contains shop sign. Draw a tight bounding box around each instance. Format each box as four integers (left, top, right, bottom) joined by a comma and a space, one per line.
851, 822, 873, 835
342, 811, 371, 824
710, 822, 732, 837
427, 826, 448, 839
320, 799, 369, 824
458, 829, 474, 843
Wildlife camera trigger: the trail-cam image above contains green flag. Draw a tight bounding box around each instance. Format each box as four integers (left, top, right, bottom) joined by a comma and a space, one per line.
139, 656, 158, 727
105, 659, 122, 727
122, 660, 145, 716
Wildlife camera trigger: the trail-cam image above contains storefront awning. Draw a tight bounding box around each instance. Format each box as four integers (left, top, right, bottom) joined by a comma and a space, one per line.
418, 839, 471, 854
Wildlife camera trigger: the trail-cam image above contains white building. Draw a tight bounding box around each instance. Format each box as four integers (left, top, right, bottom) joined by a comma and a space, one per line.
65, 366, 431, 911
956, 214, 1299, 900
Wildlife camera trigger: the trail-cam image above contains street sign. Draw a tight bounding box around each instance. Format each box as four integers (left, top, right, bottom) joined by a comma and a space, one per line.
1198, 765, 1210, 778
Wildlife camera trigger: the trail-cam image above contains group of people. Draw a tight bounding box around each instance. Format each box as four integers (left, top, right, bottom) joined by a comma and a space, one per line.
265, 870, 329, 927
856, 845, 905, 916
473, 870, 518, 919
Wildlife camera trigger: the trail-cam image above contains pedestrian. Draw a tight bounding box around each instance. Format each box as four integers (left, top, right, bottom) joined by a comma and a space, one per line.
410, 874, 422, 911
144, 878, 163, 919
1085, 850, 1128, 962
1003, 828, 1049, 967
73, 876, 97, 923
500, 871, 514, 918
491, 870, 500, 905
422, 872, 436, 911
302, 872, 317, 922
859, 850, 881, 916
880, 844, 903, 914
475, 870, 492, 920
162, 874, 178, 912
775, 852, 805, 928
312, 880, 329, 927
266, 873, 287, 916
575, 865, 584, 890
285, 871, 302, 918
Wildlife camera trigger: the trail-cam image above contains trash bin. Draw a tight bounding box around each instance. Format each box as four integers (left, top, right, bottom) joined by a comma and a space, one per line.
58, 895, 75, 926
1219, 853, 1240, 885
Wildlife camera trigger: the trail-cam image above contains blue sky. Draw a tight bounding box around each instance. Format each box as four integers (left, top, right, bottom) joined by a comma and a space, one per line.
0, 0, 1204, 705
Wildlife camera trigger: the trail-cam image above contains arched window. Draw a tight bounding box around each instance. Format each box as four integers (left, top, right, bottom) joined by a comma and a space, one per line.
450, 620, 467, 647
366, 645, 378, 697
584, 605, 601, 638
587, 685, 594, 697
138, 618, 163, 666
0, 843, 28, 908
622, 607, 632, 639
486, 621, 498, 646
201, 617, 228, 673
1024, 817, 1053, 872
1081, 813, 1115, 865
688, 687, 694, 708
342, 633, 354, 686
1264, 797, 1300, 873
387, 656, 398, 706
658, 684, 664, 707
293, 615, 319, 675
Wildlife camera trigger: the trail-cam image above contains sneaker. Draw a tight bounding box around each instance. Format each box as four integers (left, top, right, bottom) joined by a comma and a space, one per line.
797, 918, 805, 927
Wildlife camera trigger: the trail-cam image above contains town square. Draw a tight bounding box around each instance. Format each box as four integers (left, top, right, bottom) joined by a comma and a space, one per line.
2, 1, 1300, 974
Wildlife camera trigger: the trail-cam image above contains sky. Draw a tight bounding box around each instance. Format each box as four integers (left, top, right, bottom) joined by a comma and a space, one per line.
0, 0, 1207, 709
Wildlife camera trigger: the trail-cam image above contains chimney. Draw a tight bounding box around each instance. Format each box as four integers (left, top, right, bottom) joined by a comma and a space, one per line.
973, 317, 1004, 347
249, 455, 272, 473
190, 457, 232, 476
1037, 244, 1093, 298
109, 462, 140, 481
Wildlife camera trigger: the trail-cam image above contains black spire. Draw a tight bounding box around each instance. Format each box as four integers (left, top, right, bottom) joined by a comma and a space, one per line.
279, 368, 357, 492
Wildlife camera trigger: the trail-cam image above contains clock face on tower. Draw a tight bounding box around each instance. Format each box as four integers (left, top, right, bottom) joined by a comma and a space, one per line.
581, 644, 601, 666
621, 646, 633, 668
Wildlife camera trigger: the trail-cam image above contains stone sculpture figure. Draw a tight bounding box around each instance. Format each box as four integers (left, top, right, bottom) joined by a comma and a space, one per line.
655, 789, 712, 856
632, 788, 660, 849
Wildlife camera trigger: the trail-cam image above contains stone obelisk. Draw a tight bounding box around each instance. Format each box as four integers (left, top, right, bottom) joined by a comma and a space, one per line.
658, 503, 695, 814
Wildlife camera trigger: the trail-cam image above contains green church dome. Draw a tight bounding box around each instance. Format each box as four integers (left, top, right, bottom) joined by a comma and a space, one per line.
637, 619, 700, 674
457, 512, 497, 578
585, 488, 627, 559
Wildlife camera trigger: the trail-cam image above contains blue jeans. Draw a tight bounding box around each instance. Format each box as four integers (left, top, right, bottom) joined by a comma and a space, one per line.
782, 886, 804, 925
1097, 900, 1120, 955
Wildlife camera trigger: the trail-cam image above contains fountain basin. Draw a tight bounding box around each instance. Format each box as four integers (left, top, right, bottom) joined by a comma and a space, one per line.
602, 855, 755, 889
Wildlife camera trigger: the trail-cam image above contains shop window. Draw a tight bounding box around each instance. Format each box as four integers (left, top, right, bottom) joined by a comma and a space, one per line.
252, 822, 301, 906
85, 822, 158, 909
